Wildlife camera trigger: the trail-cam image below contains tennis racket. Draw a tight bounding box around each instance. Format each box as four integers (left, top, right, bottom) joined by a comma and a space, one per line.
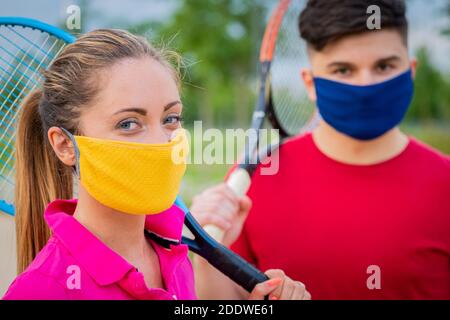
204, 0, 319, 242
0, 17, 268, 293
0, 17, 76, 216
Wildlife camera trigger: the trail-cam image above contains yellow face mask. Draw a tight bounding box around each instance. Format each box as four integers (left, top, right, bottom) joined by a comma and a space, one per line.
61, 128, 188, 215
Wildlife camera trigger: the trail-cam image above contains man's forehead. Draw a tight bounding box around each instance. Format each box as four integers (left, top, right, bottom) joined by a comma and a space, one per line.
306, 30, 408, 64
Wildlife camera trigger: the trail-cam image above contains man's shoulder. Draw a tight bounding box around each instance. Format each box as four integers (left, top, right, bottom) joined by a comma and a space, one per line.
279, 132, 314, 155
407, 137, 450, 171
402, 138, 450, 195
250, 132, 314, 179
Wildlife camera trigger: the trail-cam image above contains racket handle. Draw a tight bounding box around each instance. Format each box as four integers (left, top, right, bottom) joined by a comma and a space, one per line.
204, 168, 252, 242
226, 167, 252, 197
207, 243, 269, 293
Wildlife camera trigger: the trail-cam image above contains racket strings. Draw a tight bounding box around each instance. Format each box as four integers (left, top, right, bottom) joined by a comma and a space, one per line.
0, 25, 67, 206
0, 34, 58, 140
0, 31, 50, 149
270, 1, 317, 137
0, 34, 49, 134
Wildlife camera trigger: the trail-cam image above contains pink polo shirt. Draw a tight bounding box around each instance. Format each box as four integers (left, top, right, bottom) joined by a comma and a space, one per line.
3, 199, 197, 300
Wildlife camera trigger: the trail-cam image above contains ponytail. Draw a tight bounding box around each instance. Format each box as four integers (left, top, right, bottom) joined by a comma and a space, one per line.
14, 89, 74, 273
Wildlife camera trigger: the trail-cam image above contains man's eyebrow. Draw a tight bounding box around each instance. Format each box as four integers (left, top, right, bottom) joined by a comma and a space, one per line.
326, 55, 402, 70
374, 55, 401, 64
326, 61, 357, 69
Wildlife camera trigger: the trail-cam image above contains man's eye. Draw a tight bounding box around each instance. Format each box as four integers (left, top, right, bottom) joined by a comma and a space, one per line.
334, 67, 350, 75
117, 119, 139, 131
377, 63, 392, 72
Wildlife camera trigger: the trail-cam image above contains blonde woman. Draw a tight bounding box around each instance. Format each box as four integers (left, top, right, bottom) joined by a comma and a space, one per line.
3, 29, 309, 300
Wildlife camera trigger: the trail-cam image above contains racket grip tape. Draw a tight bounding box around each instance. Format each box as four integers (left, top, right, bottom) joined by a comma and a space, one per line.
204, 168, 252, 242
208, 244, 269, 293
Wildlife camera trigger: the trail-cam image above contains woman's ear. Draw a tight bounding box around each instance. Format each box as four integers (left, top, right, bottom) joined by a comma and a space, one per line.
47, 127, 76, 166
300, 68, 317, 101
410, 58, 418, 79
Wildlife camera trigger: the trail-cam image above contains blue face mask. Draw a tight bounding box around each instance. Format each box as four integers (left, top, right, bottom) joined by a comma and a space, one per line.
313, 69, 414, 140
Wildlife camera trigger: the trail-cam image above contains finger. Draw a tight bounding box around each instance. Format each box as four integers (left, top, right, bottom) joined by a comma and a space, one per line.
197, 203, 237, 221
303, 290, 312, 300
290, 282, 307, 300
219, 200, 239, 219
264, 269, 285, 300
200, 213, 232, 230
277, 279, 295, 300
248, 278, 282, 300
193, 186, 238, 214
210, 183, 240, 205
238, 195, 252, 218
204, 193, 239, 217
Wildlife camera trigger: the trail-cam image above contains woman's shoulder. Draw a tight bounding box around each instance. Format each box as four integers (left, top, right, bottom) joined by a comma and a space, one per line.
2, 267, 69, 300
2, 237, 72, 300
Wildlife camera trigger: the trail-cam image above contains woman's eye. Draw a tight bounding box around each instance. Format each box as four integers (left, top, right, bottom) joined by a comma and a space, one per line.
164, 115, 183, 126
117, 119, 140, 131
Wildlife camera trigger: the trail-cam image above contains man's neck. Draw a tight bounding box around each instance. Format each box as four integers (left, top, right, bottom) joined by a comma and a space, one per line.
311, 120, 409, 165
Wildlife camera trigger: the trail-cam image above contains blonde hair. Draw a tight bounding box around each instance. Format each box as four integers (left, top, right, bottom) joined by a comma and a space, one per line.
15, 29, 181, 273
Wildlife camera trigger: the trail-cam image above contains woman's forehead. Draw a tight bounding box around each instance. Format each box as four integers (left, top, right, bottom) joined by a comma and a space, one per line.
91, 57, 181, 115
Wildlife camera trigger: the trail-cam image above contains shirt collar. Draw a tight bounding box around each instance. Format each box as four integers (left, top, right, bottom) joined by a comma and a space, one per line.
144, 204, 185, 244
44, 198, 185, 286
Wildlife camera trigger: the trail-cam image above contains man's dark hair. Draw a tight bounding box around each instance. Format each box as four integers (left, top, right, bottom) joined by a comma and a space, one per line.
299, 0, 408, 51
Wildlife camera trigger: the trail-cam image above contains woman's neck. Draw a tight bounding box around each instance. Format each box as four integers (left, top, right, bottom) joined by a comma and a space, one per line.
73, 185, 148, 265
312, 120, 409, 165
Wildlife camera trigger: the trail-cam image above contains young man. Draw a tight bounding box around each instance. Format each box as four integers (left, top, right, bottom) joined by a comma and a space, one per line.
191, 0, 450, 299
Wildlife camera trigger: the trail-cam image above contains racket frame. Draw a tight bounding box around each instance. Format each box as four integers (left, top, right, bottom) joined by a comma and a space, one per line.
204, 0, 293, 242
0, 17, 76, 43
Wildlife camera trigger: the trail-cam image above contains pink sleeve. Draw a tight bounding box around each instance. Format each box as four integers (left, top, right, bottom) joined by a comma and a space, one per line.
2, 271, 70, 300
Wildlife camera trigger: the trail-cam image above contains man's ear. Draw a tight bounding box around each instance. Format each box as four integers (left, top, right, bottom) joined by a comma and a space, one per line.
47, 127, 76, 167
410, 58, 418, 79
300, 68, 317, 101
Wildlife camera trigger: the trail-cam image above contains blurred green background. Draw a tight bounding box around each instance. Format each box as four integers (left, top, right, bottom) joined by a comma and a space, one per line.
1, 0, 450, 205
125, 0, 450, 202
1, 0, 449, 298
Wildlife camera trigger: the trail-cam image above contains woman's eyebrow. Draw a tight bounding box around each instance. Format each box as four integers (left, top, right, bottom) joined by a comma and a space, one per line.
164, 100, 181, 111
113, 101, 181, 116
113, 107, 147, 116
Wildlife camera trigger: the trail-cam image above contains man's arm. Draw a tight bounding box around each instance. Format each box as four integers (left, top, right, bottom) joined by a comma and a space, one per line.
194, 255, 248, 299
190, 183, 311, 300
190, 183, 251, 299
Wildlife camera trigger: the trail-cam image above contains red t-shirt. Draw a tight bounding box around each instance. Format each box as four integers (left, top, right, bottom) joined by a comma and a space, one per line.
230, 133, 450, 299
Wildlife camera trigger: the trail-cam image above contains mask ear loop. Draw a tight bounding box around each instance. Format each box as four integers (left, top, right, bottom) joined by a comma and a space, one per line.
60, 127, 81, 179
